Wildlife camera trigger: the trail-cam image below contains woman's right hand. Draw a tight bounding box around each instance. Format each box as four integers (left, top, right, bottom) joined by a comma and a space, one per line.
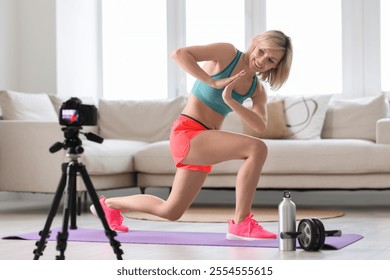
209, 70, 246, 89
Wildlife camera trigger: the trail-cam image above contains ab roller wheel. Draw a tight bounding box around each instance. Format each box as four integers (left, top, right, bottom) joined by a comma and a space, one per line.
296, 218, 317, 251
311, 218, 326, 251
281, 218, 342, 251
297, 218, 327, 251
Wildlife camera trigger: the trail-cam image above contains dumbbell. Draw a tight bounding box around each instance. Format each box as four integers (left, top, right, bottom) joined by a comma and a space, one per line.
280, 218, 342, 251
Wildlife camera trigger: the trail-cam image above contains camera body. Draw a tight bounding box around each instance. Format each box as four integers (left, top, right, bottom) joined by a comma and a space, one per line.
59, 97, 97, 126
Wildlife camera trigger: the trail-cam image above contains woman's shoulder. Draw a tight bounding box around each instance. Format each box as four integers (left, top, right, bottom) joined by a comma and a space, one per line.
211, 42, 238, 55
207, 43, 239, 65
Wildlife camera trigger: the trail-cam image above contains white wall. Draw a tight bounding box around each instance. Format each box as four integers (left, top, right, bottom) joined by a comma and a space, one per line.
18, 0, 57, 93
0, 0, 19, 90
0, 0, 56, 93
0, 0, 100, 98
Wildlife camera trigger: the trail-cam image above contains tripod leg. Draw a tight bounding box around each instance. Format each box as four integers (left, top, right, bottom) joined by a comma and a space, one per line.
33, 163, 68, 260
55, 162, 78, 260
78, 163, 124, 260
76, 191, 88, 216
77, 192, 82, 216
69, 164, 77, 230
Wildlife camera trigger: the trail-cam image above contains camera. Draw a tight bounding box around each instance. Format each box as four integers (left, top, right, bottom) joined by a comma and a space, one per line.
59, 97, 97, 126
50, 97, 103, 154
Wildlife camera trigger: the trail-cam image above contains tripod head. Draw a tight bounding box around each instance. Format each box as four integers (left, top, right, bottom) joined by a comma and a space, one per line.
49, 126, 104, 155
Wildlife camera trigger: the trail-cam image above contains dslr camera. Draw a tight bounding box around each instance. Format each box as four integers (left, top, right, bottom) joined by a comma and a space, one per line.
59, 97, 97, 126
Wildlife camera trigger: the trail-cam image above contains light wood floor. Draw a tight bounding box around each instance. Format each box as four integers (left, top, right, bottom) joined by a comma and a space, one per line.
0, 190, 390, 260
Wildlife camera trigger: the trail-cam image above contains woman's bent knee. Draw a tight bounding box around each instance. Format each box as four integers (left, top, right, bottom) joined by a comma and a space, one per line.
160, 207, 184, 221
163, 212, 183, 221
250, 138, 268, 161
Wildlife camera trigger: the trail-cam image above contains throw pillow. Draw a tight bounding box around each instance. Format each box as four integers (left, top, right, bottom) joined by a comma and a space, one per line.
0, 90, 58, 121
321, 94, 389, 141
49, 95, 64, 112
243, 99, 289, 139
283, 95, 332, 139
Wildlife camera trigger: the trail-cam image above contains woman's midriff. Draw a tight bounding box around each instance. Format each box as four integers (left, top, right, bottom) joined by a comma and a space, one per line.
181, 93, 225, 130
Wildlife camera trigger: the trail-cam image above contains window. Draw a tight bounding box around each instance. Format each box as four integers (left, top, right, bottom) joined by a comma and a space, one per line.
266, 0, 342, 96
100, 0, 383, 100
101, 0, 167, 100
185, 0, 245, 93
381, 0, 390, 92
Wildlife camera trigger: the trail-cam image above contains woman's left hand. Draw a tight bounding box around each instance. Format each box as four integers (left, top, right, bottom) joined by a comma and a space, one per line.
222, 70, 245, 103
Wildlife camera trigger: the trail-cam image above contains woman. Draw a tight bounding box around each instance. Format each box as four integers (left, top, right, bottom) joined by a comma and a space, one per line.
91, 30, 293, 240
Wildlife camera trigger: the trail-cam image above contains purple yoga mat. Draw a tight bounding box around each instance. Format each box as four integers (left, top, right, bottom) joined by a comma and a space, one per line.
3, 227, 363, 250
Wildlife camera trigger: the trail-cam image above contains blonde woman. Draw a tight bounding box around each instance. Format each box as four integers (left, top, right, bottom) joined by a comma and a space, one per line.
91, 30, 293, 240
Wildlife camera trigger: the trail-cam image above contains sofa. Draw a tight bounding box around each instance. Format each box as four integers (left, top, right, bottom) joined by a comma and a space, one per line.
1, 90, 390, 201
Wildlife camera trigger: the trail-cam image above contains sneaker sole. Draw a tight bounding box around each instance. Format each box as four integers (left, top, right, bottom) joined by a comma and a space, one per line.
226, 233, 276, 241
90, 205, 98, 217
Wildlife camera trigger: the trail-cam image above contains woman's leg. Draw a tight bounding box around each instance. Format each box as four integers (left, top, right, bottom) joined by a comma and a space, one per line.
102, 130, 266, 226
182, 130, 268, 224
105, 168, 208, 221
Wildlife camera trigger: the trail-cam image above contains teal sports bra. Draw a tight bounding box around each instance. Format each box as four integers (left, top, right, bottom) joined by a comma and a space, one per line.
191, 50, 257, 116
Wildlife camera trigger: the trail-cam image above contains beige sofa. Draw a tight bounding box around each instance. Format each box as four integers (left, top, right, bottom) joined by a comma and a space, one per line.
1, 90, 390, 200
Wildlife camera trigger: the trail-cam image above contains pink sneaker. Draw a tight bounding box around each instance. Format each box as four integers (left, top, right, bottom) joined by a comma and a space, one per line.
226, 214, 276, 240
90, 196, 129, 232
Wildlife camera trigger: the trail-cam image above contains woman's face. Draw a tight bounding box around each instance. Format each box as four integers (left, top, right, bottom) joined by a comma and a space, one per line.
249, 46, 285, 73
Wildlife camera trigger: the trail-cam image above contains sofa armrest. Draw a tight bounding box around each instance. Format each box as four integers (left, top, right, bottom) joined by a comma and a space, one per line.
0, 121, 66, 192
376, 118, 390, 144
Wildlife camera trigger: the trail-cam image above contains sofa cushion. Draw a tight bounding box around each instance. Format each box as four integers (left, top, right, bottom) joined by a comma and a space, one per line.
283, 95, 331, 139
259, 139, 390, 174
81, 139, 148, 175
321, 94, 389, 141
214, 139, 390, 174
0, 90, 58, 121
243, 99, 289, 139
98, 96, 187, 142
134, 139, 390, 175
134, 141, 175, 173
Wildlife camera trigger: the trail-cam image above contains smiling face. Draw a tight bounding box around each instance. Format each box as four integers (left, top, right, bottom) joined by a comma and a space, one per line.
249, 46, 285, 73
246, 30, 292, 90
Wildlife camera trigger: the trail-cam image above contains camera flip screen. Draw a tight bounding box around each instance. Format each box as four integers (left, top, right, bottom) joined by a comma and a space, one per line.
61, 109, 79, 125
59, 97, 97, 126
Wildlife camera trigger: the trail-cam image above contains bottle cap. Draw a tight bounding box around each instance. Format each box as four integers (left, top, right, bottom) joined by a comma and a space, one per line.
283, 191, 291, 198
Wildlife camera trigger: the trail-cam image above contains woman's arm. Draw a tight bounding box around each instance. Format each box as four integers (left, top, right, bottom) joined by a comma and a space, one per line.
223, 81, 268, 133
171, 43, 245, 89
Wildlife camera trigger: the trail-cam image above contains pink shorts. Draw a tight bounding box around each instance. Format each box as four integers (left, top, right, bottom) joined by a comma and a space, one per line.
169, 114, 212, 173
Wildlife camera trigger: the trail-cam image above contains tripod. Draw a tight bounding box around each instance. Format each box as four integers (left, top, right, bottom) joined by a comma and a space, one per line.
33, 126, 123, 260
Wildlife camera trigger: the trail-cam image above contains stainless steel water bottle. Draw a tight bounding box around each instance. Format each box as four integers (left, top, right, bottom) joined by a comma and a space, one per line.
278, 190, 296, 251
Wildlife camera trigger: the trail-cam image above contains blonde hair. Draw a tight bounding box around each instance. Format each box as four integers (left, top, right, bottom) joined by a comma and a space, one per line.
248, 30, 293, 90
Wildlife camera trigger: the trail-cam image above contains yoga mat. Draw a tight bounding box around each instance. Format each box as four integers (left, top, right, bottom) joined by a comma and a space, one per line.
3, 227, 363, 250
